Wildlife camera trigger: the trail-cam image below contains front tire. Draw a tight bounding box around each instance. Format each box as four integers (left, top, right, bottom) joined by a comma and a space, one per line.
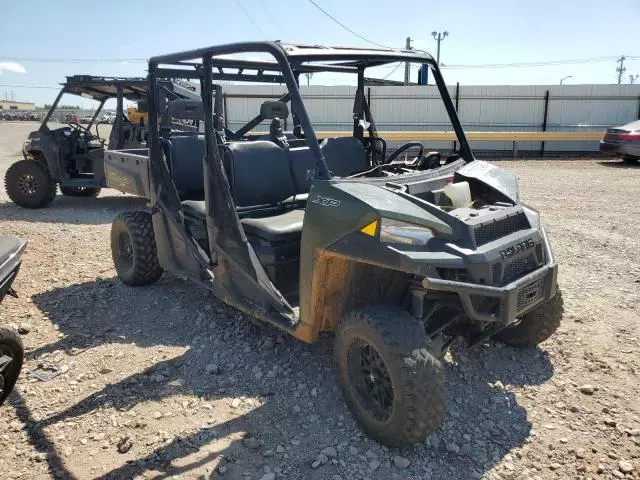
0, 327, 24, 405
494, 287, 564, 348
60, 186, 101, 197
622, 155, 639, 165
335, 306, 445, 447
111, 210, 163, 286
4, 160, 57, 208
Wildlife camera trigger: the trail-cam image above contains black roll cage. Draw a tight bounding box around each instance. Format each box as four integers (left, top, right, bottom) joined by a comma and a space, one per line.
147, 42, 474, 184
41, 76, 149, 130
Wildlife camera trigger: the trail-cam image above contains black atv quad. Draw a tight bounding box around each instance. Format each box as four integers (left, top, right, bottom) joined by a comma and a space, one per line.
0, 236, 27, 405
108, 42, 563, 447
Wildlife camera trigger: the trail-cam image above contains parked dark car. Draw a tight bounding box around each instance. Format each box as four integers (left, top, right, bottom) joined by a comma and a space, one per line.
600, 119, 640, 164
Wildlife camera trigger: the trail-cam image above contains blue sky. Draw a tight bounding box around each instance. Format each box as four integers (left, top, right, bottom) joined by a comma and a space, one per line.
1, 0, 639, 106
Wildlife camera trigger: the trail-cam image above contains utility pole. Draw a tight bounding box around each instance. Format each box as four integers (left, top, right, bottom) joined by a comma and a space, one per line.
431, 30, 449, 66
304, 72, 313, 86
404, 37, 412, 85
616, 56, 626, 84
630, 74, 639, 84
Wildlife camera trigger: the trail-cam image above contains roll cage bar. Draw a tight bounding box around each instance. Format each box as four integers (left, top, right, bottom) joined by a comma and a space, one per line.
40, 75, 199, 131
147, 41, 474, 183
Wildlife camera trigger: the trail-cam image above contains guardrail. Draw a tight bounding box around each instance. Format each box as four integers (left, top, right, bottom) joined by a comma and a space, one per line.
319, 130, 604, 158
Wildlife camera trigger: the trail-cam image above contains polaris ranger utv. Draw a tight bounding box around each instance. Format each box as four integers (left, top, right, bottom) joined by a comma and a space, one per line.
108, 42, 563, 447
0, 236, 27, 405
4, 76, 198, 209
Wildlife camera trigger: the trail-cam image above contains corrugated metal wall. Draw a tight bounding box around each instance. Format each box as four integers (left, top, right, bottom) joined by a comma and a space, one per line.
221, 84, 640, 153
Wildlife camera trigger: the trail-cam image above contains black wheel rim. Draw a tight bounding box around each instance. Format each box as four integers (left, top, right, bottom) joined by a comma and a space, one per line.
17, 174, 39, 197
0, 343, 15, 393
117, 231, 134, 270
347, 339, 394, 421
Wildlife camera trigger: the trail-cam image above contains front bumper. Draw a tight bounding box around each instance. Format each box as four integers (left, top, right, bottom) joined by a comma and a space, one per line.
422, 229, 558, 325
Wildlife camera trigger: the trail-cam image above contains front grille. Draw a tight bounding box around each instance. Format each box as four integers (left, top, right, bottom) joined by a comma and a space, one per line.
517, 277, 546, 312
474, 213, 530, 247
437, 268, 470, 282
503, 256, 535, 283
491, 263, 500, 283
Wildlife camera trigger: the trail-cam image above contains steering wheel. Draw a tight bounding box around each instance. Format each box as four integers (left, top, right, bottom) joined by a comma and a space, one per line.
386, 141, 424, 165
67, 121, 92, 136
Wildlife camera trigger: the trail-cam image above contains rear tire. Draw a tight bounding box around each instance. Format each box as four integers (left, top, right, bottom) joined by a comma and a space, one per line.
335, 306, 445, 447
622, 155, 639, 165
5, 160, 56, 208
111, 210, 163, 286
60, 186, 101, 197
494, 287, 564, 348
0, 327, 24, 405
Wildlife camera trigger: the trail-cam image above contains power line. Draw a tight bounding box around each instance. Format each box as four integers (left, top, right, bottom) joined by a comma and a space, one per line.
306, 0, 389, 49
258, 0, 282, 36
381, 62, 403, 80
0, 84, 59, 89
443, 55, 639, 69
2, 56, 146, 64
234, 0, 267, 39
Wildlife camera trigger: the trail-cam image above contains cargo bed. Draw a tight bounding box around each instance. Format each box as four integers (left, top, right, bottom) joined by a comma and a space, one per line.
104, 148, 150, 198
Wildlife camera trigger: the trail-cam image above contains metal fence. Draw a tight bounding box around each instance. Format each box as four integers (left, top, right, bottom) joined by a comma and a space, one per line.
220, 84, 640, 153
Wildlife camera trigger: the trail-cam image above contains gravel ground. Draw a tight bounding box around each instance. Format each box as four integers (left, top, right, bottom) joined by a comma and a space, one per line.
0, 121, 639, 480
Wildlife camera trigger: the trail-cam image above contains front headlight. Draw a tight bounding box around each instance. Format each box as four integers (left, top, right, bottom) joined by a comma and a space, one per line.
379, 218, 436, 246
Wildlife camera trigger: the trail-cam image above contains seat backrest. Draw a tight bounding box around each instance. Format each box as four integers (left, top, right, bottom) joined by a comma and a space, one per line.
227, 141, 295, 207
170, 135, 205, 200
320, 137, 369, 176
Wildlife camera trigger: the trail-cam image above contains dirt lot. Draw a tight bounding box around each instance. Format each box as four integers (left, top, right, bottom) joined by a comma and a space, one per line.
0, 121, 639, 480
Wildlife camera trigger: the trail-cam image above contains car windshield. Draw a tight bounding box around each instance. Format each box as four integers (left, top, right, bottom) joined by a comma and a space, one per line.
43, 92, 103, 128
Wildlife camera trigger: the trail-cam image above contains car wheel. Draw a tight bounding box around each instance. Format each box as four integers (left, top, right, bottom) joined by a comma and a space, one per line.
335, 306, 445, 447
494, 287, 564, 348
4, 160, 56, 208
0, 327, 24, 405
111, 210, 163, 286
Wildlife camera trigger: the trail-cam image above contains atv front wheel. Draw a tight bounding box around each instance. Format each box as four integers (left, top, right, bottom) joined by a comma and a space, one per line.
494, 287, 564, 348
335, 306, 445, 447
60, 186, 101, 197
0, 327, 24, 405
111, 210, 163, 286
5, 160, 57, 208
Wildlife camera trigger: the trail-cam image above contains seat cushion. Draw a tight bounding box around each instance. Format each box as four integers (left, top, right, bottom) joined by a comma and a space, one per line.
240, 209, 304, 243
182, 201, 304, 243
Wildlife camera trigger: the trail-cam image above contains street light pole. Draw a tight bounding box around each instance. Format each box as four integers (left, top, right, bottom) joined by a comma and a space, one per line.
431, 30, 449, 66
560, 75, 572, 85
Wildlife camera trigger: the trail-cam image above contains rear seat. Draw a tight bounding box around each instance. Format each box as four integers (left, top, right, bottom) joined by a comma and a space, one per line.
176, 136, 368, 243
180, 140, 305, 243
